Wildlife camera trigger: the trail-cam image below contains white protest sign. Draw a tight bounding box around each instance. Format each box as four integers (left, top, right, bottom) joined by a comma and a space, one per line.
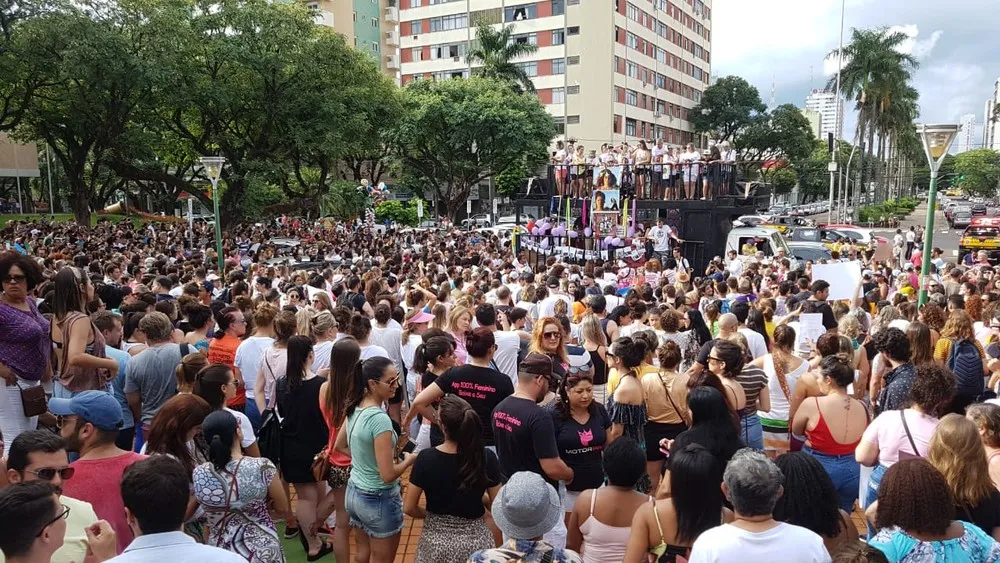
795, 313, 826, 354
811, 260, 862, 301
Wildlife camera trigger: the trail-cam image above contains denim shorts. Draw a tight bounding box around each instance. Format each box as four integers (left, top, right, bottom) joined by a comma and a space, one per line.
739, 413, 764, 451
345, 481, 404, 538
803, 446, 860, 513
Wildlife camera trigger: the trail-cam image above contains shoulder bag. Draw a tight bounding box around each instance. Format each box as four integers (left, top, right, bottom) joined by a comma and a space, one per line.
899, 409, 922, 460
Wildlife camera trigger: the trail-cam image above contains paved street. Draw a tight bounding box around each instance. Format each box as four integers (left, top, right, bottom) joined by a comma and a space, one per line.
806, 201, 963, 259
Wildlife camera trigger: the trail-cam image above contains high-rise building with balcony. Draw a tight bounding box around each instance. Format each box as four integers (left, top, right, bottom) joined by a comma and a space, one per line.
306, 0, 401, 81
804, 89, 843, 141
985, 78, 1000, 152
397, 0, 713, 147
957, 113, 975, 154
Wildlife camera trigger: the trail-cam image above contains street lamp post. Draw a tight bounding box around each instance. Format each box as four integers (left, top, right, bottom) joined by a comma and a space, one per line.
200, 156, 226, 274
826, 0, 846, 224
917, 124, 959, 307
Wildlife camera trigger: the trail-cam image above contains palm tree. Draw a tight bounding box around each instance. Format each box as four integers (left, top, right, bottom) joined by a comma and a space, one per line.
828, 27, 919, 204
467, 21, 538, 94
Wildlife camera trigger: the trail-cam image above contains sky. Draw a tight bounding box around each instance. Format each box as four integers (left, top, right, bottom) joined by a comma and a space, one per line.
711, 0, 999, 151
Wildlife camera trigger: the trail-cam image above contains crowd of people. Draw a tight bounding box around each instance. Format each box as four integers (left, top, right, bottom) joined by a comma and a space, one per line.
3, 213, 1000, 562
551, 139, 737, 201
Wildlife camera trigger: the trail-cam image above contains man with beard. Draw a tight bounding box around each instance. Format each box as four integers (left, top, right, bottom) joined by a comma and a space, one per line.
3, 430, 117, 563
491, 353, 574, 548
51, 391, 145, 554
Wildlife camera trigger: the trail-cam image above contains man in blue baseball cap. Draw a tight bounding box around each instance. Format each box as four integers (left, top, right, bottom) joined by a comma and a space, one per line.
49, 391, 146, 554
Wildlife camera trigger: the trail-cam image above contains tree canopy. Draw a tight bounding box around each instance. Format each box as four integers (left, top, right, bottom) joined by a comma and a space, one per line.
394, 77, 555, 220
690, 76, 766, 142
954, 149, 1000, 197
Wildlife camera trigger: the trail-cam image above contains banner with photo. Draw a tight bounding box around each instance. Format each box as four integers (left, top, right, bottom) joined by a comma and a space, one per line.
593, 167, 623, 191
592, 188, 621, 213
592, 210, 624, 237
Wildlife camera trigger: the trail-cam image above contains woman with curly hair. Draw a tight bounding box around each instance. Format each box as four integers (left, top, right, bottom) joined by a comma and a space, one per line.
918, 303, 946, 348
857, 364, 955, 514
867, 459, 1000, 561
927, 413, 1000, 540
773, 452, 858, 557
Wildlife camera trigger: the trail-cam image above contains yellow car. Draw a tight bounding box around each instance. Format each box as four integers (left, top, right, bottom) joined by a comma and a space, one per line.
960, 217, 1000, 264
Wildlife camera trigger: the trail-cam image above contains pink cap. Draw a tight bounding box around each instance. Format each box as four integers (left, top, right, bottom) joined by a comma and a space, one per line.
406, 310, 435, 325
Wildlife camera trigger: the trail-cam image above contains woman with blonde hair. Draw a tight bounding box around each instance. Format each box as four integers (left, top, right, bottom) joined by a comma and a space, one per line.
310, 291, 333, 312
309, 310, 338, 374
927, 414, 1000, 540
581, 314, 610, 404
446, 305, 472, 365
430, 302, 448, 331
967, 402, 1000, 490
295, 306, 317, 338
531, 316, 570, 379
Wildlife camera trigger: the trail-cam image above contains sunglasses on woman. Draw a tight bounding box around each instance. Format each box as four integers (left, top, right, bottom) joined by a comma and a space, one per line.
543, 331, 562, 340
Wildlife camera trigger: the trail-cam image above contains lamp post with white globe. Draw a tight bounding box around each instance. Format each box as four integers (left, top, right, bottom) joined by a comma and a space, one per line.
916, 124, 959, 307
200, 156, 227, 273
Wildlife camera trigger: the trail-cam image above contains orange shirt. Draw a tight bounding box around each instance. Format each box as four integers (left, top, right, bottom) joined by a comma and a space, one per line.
209, 334, 245, 408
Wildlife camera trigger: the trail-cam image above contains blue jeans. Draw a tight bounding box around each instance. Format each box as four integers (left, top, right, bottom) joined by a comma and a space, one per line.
803, 446, 860, 513
244, 399, 261, 434
864, 463, 889, 538
740, 413, 764, 451
345, 481, 404, 539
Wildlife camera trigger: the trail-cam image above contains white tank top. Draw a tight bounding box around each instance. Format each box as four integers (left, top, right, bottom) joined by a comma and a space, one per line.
758, 354, 809, 423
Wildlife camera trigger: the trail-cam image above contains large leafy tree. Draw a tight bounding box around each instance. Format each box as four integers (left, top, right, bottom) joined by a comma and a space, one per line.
394, 77, 555, 221
954, 149, 1000, 197
736, 104, 816, 183
10, 0, 176, 224
690, 76, 766, 142
467, 21, 538, 93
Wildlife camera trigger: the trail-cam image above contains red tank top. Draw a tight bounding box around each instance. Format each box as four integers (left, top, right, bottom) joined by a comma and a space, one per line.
806, 398, 861, 455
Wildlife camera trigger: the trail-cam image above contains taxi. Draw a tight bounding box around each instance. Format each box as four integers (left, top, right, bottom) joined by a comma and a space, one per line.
960, 217, 1000, 264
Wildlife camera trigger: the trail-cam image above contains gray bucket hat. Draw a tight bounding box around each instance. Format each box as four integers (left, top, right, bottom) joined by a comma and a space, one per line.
491, 472, 562, 539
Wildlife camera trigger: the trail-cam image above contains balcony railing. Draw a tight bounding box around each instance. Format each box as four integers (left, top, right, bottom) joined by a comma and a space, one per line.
520, 162, 744, 201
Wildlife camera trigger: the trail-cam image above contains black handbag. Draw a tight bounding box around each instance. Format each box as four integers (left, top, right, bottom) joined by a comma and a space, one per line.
257, 407, 282, 464
256, 357, 283, 463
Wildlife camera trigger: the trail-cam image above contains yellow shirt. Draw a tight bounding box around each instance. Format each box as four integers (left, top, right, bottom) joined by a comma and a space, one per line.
0, 496, 99, 563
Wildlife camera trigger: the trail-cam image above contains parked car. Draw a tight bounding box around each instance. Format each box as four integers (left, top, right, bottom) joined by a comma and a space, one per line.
462, 214, 492, 228
787, 241, 834, 263
972, 203, 988, 216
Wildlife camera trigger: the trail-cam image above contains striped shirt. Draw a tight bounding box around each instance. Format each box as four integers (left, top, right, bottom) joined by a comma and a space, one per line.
735, 365, 769, 417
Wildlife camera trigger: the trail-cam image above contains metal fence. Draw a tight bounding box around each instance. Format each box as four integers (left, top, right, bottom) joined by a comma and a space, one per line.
519, 162, 742, 201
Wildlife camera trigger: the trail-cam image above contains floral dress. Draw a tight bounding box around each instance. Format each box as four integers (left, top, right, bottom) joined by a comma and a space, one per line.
192, 456, 284, 562
869, 522, 1000, 562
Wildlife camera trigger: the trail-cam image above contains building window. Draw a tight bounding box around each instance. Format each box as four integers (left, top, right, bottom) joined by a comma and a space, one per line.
552, 0, 565, 16
656, 47, 667, 64
306, 2, 318, 9
554, 116, 566, 135
516, 62, 538, 77
470, 8, 501, 25
552, 58, 566, 74
509, 33, 537, 46
614, 115, 620, 133
552, 87, 565, 104
640, 94, 647, 109
430, 14, 468, 31
626, 61, 637, 79
567, 55, 579, 65
567, 115, 580, 124
552, 30, 565, 45
626, 90, 637, 106
412, 47, 423, 61
504, 5, 536, 22
626, 32, 638, 49
431, 43, 466, 59
352, 11, 357, 21
655, 74, 666, 89
567, 26, 579, 35
657, 22, 668, 38
626, 118, 636, 137
626, 3, 639, 21
411, 20, 423, 34
373, 42, 379, 51
372, 17, 378, 27
567, 85, 580, 94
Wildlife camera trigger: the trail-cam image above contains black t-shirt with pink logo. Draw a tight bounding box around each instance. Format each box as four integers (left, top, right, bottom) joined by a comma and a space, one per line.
546, 402, 611, 491
492, 396, 560, 487
435, 365, 514, 446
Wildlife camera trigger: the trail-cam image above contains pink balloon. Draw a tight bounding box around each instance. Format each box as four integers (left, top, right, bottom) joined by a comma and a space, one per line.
568, 230, 578, 239
531, 227, 540, 236
584, 227, 593, 237
540, 238, 550, 249
627, 227, 636, 238
604, 236, 614, 245
612, 237, 622, 246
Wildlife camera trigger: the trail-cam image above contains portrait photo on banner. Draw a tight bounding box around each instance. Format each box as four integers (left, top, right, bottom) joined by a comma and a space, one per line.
592, 188, 620, 212
593, 166, 623, 191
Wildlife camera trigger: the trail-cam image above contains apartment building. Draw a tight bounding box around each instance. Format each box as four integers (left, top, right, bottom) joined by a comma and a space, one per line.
985, 78, 1000, 152
804, 89, 843, 141
307, 0, 401, 81
397, 0, 713, 148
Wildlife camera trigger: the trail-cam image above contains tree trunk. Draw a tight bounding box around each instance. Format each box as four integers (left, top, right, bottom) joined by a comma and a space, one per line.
72, 179, 90, 225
